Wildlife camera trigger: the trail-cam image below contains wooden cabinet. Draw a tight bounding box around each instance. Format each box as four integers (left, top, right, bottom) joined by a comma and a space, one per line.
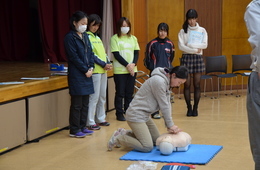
0, 99, 26, 153
106, 77, 115, 112
27, 89, 70, 141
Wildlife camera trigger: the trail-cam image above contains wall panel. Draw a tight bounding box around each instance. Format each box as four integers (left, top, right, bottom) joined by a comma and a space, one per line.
133, 0, 147, 72
184, 0, 222, 92
120, 0, 253, 89
122, 0, 185, 72
147, 0, 184, 69
121, 0, 147, 72
185, 0, 222, 57
222, 0, 251, 74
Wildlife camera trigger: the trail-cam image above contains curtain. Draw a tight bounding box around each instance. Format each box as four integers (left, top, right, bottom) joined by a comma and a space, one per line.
38, 0, 103, 63
0, 0, 30, 61
112, 0, 122, 34
0, 0, 120, 62
102, 0, 114, 61
102, 0, 121, 61
38, 0, 69, 63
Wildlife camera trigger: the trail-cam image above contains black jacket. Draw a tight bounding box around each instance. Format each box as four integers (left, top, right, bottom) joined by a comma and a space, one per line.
144, 37, 175, 71
64, 31, 95, 95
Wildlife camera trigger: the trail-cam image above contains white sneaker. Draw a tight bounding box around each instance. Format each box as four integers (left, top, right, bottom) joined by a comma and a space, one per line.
117, 128, 127, 135
115, 128, 127, 148
107, 128, 127, 151
107, 130, 120, 151
152, 114, 161, 119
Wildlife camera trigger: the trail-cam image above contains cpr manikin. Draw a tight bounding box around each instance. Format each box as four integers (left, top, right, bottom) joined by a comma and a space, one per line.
156, 132, 192, 155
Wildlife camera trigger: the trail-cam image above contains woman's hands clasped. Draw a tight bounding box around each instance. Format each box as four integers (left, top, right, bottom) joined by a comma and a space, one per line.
85, 69, 93, 77
104, 64, 112, 71
126, 63, 135, 76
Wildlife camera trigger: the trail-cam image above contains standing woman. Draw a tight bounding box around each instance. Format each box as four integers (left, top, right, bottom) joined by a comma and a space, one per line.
178, 9, 208, 117
110, 17, 140, 121
145, 22, 175, 119
86, 14, 112, 130
64, 11, 95, 138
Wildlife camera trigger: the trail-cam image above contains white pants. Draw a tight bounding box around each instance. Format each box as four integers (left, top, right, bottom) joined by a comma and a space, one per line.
87, 73, 107, 126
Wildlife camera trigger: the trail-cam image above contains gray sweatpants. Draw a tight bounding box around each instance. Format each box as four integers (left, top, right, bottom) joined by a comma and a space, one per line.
117, 119, 160, 152
247, 71, 260, 170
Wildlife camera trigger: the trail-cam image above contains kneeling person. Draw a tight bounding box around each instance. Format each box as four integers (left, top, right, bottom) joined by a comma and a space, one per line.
107, 66, 188, 152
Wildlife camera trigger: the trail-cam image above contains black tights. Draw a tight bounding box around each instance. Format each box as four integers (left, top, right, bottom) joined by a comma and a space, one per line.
183, 73, 202, 108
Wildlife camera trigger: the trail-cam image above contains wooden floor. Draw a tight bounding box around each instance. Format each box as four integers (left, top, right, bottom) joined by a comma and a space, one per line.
0, 90, 254, 170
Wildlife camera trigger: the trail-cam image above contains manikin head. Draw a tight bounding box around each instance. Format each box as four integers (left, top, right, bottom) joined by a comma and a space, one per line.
156, 132, 192, 155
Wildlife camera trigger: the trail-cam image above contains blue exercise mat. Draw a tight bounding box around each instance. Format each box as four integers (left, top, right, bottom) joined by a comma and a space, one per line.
120, 144, 223, 165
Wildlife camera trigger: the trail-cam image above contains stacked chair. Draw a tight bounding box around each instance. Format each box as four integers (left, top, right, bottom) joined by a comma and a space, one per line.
134, 70, 149, 93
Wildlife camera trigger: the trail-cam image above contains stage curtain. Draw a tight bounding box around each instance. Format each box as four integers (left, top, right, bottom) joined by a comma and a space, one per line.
38, 0, 103, 63
102, 0, 114, 61
0, 0, 120, 62
0, 0, 30, 61
101, 0, 121, 61
112, 0, 122, 34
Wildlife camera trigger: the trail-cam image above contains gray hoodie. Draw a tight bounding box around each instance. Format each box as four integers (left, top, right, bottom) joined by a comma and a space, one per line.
125, 67, 174, 128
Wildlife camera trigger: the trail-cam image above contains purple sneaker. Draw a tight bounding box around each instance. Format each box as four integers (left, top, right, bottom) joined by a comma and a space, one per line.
69, 132, 87, 138
82, 128, 94, 135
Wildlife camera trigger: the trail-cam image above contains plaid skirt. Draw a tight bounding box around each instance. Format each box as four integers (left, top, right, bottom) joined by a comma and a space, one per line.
180, 54, 205, 73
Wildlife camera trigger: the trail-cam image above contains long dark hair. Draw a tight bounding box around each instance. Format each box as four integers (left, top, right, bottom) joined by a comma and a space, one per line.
116, 17, 131, 37
69, 11, 88, 32
182, 9, 198, 33
169, 66, 189, 79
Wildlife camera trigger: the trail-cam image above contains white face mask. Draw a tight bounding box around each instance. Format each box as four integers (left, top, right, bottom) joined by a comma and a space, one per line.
77, 25, 87, 33
121, 27, 130, 34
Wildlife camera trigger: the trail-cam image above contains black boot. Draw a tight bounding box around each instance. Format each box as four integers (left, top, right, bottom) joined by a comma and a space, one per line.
192, 105, 198, 117
116, 113, 126, 121
186, 104, 193, 117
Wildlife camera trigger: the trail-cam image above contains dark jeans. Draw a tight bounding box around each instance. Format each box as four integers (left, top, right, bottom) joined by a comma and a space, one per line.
69, 95, 89, 134
113, 73, 136, 117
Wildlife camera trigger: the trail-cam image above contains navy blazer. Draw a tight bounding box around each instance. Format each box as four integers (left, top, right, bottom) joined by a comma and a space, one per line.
64, 31, 95, 95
